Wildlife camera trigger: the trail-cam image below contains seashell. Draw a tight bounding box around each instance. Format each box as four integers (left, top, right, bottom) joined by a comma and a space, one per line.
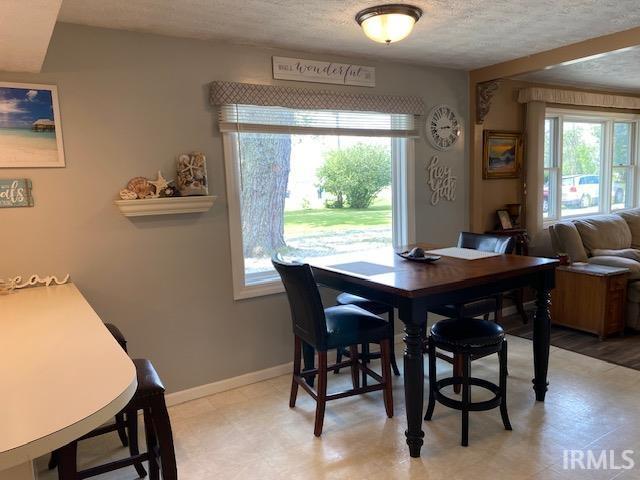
119, 188, 138, 200
161, 185, 180, 197
126, 177, 154, 199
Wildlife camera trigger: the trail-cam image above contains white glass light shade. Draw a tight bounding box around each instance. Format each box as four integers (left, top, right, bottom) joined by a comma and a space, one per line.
360, 13, 417, 44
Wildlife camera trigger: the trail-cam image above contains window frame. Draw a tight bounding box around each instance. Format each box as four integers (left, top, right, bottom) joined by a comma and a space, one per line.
543, 108, 640, 225
222, 131, 415, 300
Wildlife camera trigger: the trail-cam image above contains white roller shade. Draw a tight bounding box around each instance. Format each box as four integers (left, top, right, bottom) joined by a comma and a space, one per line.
219, 104, 420, 138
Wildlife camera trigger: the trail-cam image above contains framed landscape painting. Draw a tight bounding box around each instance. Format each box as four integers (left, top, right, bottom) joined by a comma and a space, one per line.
482, 130, 522, 179
0, 82, 65, 168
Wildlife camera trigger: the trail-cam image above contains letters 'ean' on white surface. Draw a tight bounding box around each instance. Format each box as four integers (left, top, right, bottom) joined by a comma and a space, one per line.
0, 283, 137, 478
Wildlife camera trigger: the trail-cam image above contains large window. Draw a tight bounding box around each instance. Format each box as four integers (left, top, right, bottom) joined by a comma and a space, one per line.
222, 105, 415, 299
544, 109, 639, 221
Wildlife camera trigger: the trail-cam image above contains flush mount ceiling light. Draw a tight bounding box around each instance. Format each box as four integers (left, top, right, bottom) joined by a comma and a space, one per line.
355, 4, 423, 44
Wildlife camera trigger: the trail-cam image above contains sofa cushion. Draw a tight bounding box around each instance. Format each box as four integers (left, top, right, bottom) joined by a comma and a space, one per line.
591, 248, 640, 262
617, 208, 640, 248
587, 256, 640, 280
549, 222, 588, 262
574, 215, 632, 253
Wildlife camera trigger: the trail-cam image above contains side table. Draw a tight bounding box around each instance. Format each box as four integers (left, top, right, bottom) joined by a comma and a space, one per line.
551, 263, 629, 339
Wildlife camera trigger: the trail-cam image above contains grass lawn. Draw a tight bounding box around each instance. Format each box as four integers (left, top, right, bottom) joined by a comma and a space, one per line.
284, 202, 391, 233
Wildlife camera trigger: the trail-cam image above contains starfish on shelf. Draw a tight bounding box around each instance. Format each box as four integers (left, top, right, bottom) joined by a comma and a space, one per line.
148, 171, 170, 198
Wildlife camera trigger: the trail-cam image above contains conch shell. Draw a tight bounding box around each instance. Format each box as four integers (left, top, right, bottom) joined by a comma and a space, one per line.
119, 188, 138, 200
126, 177, 154, 199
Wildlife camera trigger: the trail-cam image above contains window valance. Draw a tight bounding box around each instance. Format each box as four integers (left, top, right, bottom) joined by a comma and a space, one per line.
209, 81, 425, 115
518, 87, 640, 110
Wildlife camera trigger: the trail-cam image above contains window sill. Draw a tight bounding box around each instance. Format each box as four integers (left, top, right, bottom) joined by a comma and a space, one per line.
234, 278, 284, 300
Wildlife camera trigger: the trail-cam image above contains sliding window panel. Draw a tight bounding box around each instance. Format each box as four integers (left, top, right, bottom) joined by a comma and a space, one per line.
611, 122, 635, 210
543, 118, 558, 220
560, 121, 604, 217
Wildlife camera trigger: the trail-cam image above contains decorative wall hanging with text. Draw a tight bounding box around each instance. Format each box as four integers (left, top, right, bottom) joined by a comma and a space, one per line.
272, 56, 375, 87
0, 178, 33, 207
426, 156, 456, 206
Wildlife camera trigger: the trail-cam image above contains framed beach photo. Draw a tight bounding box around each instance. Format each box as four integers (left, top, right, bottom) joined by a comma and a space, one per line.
482, 130, 522, 179
0, 82, 65, 168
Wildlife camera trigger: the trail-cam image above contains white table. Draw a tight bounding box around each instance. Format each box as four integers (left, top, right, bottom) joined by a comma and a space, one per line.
0, 284, 137, 479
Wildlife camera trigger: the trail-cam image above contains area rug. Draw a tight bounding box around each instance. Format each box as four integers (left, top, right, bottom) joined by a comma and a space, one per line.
502, 313, 640, 371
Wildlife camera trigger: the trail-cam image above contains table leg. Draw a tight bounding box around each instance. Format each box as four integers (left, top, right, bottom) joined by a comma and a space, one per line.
403, 323, 425, 457
302, 341, 315, 387
533, 286, 551, 401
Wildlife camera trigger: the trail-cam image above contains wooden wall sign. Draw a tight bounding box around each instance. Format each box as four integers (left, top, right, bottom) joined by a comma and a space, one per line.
272, 56, 375, 87
0, 179, 33, 208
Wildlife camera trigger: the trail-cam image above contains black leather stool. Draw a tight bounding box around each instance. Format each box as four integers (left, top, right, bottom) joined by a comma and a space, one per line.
55, 359, 178, 480
334, 293, 401, 380
424, 318, 511, 447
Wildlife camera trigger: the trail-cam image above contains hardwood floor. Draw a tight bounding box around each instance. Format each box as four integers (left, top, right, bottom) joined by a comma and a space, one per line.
502, 312, 640, 370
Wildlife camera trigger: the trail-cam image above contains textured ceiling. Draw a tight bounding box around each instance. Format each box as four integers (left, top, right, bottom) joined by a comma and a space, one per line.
0, 0, 62, 72
58, 0, 640, 70
515, 48, 640, 93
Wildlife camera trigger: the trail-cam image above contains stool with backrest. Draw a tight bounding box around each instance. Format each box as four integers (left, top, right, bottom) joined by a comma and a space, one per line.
334, 293, 401, 381
55, 358, 177, 480
424, 317, 511, 446
48, 323, 141, 474
428, 232, 514, 393
272, 255, 393, 437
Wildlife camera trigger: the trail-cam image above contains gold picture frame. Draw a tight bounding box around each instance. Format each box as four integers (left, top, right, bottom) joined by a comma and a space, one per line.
483, 130, 523, 179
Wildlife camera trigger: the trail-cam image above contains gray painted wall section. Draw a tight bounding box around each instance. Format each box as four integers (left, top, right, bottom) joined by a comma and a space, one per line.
0, 23, 468, 392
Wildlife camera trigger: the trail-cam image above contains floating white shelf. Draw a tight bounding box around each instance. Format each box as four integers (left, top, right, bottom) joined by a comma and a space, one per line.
115, 195, 217, 217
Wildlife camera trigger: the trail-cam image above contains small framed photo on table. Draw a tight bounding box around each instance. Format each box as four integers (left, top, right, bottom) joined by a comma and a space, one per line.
497, 209, 513, 230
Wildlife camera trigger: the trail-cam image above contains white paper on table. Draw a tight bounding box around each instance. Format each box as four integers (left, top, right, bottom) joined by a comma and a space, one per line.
424, 247, 502, 260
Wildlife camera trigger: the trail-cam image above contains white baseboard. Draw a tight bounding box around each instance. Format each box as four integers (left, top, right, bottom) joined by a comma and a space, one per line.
165, 361, 293, 407
166, 302, 535, 408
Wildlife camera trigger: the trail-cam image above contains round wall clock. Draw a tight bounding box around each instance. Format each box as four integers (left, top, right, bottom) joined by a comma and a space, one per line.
426, 104, 461, 151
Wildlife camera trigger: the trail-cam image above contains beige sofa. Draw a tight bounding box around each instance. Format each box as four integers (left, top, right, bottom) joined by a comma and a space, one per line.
549, 209, 640, 331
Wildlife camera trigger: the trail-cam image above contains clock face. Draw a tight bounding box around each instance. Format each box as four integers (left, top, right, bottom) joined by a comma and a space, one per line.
426, 105, 460, 151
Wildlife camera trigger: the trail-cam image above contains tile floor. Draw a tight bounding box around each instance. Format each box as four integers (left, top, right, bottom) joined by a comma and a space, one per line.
36, 335, 640, 479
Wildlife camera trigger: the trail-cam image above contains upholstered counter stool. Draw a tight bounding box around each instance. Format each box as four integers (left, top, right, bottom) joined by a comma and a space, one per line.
55, 358, 177, 480
424, 318, 511, 447
272, 256, 394, 437
334, 293, 401, 380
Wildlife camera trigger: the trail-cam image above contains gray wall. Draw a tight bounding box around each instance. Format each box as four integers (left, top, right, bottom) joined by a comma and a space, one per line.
1, 23, 468, 393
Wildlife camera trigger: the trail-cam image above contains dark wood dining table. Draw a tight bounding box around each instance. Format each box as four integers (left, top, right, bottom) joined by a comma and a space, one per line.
306, 246, 558, 458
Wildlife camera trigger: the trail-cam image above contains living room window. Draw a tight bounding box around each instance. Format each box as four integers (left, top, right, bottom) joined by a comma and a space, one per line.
544, 109, 639, 222
221, 105, 415, 299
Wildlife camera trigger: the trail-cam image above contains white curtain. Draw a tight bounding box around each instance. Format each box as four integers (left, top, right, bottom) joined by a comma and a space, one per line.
523, 101, 546, 235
